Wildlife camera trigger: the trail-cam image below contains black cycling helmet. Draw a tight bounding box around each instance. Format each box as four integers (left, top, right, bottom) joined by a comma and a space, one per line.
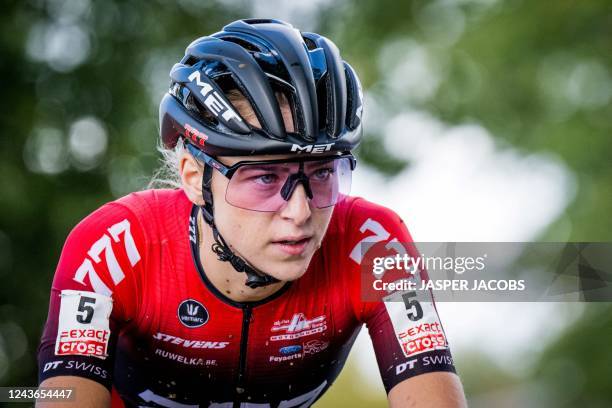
159, 19, 363, 289
159, 18, 363, 156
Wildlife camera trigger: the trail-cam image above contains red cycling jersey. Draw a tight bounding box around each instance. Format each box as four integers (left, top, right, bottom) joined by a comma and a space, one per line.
38, 189, 455, 407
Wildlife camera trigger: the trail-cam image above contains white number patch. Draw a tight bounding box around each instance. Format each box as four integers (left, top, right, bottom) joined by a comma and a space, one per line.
384, 290, 448, 358
55, 290, 113, 359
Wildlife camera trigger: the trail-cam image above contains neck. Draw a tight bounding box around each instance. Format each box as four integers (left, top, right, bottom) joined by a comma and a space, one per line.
197, 212, 286, 303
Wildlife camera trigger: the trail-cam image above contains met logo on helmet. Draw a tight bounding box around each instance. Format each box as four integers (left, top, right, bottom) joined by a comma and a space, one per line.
291, 143, 334, 154
187, 71, 243, 124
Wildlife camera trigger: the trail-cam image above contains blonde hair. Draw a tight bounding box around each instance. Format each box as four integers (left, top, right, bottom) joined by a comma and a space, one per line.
147, 137, 187, 189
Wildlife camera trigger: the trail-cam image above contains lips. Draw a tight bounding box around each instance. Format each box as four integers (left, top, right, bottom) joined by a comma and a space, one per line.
271, 235, 313, 256
274, 235, 312, 244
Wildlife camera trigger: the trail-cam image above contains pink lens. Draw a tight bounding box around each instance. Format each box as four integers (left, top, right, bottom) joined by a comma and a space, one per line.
225, 158, 352, 211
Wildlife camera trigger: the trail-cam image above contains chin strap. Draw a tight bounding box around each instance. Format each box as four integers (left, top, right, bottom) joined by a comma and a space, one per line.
199, 162, 280, 289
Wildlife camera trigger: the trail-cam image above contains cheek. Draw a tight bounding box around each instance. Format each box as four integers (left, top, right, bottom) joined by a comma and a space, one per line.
310, 208, 334, 242
236, 215, 271, 245
214, 201, 272, 248
210, 174, 256, 240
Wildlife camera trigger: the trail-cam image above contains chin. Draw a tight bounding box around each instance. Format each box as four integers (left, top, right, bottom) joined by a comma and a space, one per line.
259, 260, 311, 282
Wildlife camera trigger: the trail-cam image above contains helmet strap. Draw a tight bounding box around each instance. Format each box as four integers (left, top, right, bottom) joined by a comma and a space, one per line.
199, 164, 280, 289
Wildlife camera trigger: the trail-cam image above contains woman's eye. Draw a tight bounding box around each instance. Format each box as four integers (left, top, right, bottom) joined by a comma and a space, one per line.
313, 168, 333, 180
255, 174, 279, 184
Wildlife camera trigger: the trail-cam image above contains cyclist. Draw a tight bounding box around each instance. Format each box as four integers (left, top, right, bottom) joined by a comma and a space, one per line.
37, 19, 466, 407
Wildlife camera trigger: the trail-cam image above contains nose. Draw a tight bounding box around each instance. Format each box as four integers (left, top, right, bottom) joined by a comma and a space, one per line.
279, 183, 312, 226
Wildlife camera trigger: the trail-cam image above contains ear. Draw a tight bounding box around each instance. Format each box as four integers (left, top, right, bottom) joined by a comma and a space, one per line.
179, 152, 204, 205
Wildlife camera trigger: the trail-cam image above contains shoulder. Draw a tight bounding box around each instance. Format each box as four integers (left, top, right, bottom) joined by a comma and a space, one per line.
112, 188, 190, 218
54, 189, 192, 294
323, 195, 412, 271
324, 196, 415, 274
67, 188, 191, 243
331, 195, 406, 236
349, 196, 403, 220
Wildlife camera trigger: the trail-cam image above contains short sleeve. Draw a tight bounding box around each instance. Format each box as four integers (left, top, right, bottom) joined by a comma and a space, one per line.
345, 198, 456, 393
37, 202, 145, 390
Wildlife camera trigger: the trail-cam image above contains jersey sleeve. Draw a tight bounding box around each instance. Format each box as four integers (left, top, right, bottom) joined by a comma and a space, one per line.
37, 202, 145, 390
345, 198, 456, 394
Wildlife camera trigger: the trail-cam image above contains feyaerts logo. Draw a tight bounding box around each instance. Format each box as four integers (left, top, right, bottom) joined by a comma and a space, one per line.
177, 299, 209, 328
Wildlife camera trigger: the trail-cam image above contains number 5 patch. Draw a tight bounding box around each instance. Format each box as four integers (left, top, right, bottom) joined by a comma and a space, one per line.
383, 287, 449, 358
55, 290, 113, 359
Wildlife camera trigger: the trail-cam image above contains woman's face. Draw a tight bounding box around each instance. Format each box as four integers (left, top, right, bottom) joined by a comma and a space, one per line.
181, 89, 334, 281
209, 156, 334, 281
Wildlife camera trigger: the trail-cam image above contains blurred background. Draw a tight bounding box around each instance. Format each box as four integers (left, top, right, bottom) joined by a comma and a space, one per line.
1, 0, 611, 407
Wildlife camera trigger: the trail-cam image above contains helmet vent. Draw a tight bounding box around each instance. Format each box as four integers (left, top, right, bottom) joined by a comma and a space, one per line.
303, 37, 317, 51
186, 93, 218, 127
221, 36, 261, 52
184, 56, 198, 66
315, 74, 328, 131
243, 18, 277, 25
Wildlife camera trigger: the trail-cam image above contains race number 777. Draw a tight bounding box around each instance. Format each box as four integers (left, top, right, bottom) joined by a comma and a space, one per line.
73, 219, 141, 296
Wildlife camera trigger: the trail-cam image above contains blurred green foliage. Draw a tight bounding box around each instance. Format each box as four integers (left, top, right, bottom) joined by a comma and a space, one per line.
1, 0, 611, 407
532, 304, 612, 407
324, 0, 612, 241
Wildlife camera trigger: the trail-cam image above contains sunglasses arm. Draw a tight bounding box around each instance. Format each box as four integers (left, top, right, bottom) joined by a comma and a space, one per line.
186, 143, 231, 177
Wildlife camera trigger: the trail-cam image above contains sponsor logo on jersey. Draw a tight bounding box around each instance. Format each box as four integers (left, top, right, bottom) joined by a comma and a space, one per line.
395, 358, 418, 375
177, 299, 209, 328
303, 339, 329, 355
42, 360, 64, 372
395, 354, 453, 375
65, 360, 109, 379
398, 322, 443, 337
401, 333, 447, 356
423, 354, 453, 366
154, 348, 218, 366
269, 352, 302, 363
270, 313, 327, 341
270, 338, 330, 363
152, 332, 229, 349
58, 328, 109, 354
279, 345, 302, 355
55, 290, 112, 359
396, 322, 447, 357
42, 359, 108, 379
